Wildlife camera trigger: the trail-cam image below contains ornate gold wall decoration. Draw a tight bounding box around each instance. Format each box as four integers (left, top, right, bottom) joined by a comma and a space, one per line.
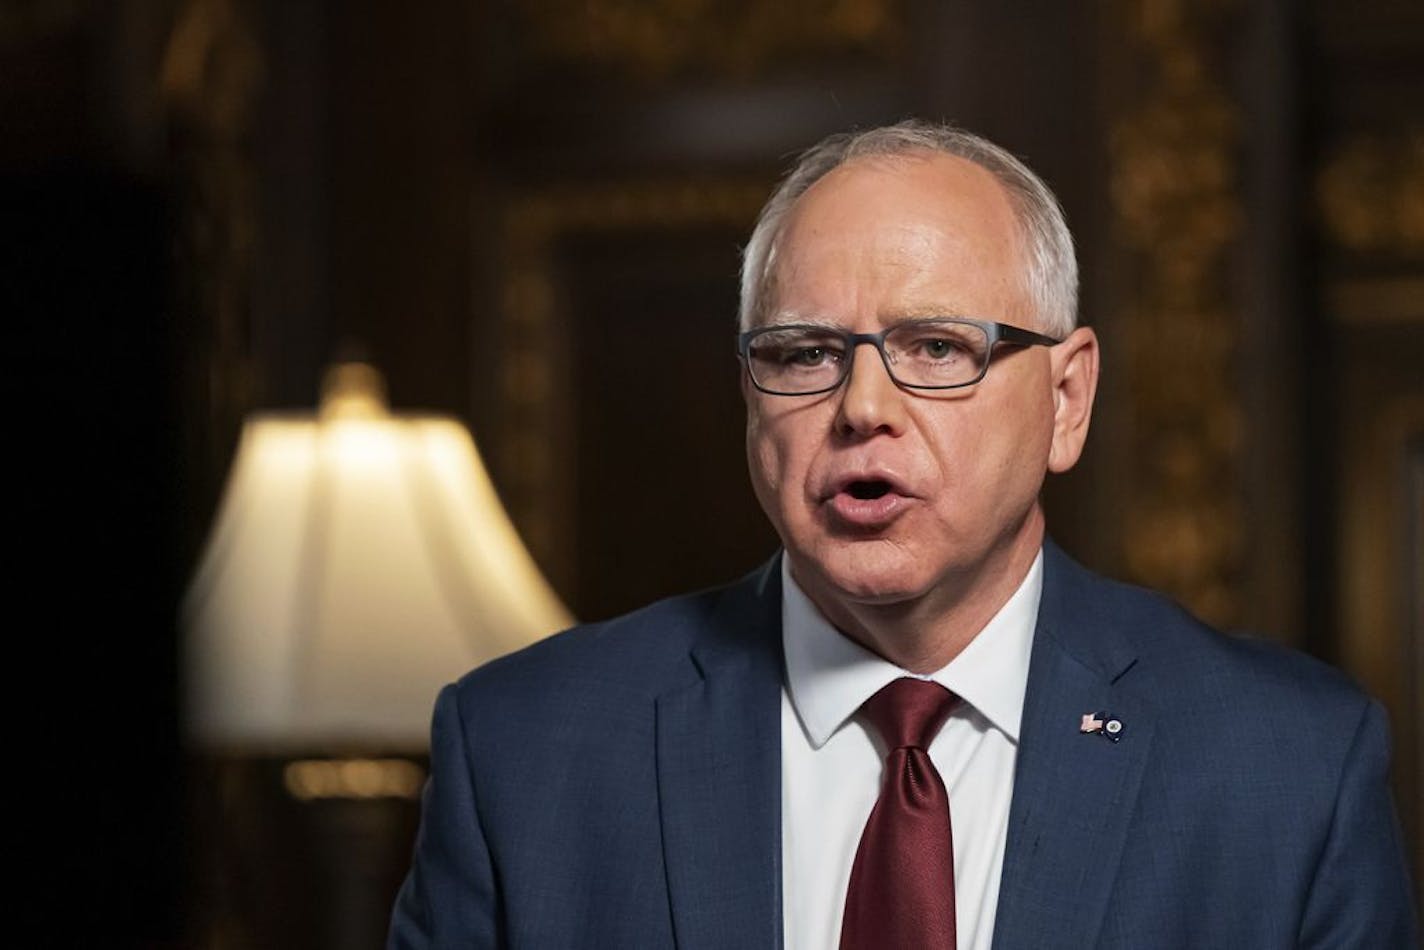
1108, 0, 1246, 627
513, 0, 904, 79
497, 179, 768, 583
1317, 132, 1424, 255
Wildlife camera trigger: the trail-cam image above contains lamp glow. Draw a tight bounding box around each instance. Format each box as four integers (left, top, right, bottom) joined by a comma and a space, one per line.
183, 363, 571, 751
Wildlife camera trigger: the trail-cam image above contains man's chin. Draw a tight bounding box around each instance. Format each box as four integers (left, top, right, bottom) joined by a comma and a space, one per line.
828, 578, 926, 607
788, 545, 931, 608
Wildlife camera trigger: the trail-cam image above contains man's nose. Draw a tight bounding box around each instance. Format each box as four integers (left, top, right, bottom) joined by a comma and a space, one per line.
834, 343, 908, 437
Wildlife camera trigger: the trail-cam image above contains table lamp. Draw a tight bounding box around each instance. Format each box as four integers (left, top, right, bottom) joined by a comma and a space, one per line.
182, 361, 570, 947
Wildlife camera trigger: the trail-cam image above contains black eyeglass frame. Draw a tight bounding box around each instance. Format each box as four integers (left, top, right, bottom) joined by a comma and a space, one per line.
736, 317, 1063, 396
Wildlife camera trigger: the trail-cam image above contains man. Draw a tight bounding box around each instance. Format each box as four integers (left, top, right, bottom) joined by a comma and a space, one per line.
389, 121, 1417, 948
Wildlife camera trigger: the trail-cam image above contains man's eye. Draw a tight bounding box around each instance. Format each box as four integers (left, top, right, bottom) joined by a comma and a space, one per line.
787, 346, 833, 366
918, 338, 964, 359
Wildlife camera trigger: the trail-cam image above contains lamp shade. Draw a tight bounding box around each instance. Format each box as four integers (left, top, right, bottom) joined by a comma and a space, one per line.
183, 363, 572, 751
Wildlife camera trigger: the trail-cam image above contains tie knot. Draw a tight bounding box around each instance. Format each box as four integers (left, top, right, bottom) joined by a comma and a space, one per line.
860, 677, 958, 751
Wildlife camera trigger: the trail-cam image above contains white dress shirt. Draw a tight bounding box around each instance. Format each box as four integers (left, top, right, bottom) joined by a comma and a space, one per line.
780, 551, 1042, 950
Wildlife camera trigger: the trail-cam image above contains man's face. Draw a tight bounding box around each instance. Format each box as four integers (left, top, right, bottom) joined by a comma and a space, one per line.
744, 152, 1089, 612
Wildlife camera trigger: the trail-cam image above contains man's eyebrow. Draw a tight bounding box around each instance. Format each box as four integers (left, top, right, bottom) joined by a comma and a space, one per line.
892, 304, 974, 320
762, 306, 977, 328
764, 311, 843, 329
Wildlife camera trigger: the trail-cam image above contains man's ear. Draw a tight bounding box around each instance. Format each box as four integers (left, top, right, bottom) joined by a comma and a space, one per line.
1047, 326, 1099, 474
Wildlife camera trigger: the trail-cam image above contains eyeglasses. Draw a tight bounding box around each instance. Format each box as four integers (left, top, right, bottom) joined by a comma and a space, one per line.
737, 317, 1062, 396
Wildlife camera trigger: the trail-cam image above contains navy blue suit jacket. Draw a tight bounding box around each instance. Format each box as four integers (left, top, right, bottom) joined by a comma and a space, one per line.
389, 543, 1417, 948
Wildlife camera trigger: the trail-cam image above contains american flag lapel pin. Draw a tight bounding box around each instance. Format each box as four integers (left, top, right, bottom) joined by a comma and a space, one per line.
1080, 711, 1124, 742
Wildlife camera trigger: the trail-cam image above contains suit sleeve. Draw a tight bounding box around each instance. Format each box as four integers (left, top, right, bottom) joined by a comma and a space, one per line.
388, 683, 502, 949
1297, 699, 1418, 948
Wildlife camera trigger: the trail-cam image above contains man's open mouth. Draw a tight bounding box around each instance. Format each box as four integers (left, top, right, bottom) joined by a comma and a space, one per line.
845, 479, 893, 500
825, 476, 910, 528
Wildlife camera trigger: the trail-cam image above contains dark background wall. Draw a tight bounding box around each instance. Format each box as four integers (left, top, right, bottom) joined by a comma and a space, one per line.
5, 1, 1421, 945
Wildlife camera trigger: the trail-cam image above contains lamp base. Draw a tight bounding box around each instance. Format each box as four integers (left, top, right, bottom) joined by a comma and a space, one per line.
188, 753, 424, 950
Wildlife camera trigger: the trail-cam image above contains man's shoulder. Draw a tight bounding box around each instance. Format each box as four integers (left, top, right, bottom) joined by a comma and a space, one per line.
1133, 583, 1364, 715
470, 585, 720, 680
1047, 544, 1375, 732
445, 563, 777, 719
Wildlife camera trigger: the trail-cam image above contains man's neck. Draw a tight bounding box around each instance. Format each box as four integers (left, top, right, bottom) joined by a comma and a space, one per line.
793, 509, 1045, 674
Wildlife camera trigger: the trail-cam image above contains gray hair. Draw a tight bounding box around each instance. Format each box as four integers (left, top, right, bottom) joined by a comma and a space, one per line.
738, 119, 1078, 337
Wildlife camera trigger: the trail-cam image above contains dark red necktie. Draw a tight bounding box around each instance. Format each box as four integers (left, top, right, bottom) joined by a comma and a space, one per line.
839, 677, 960, 950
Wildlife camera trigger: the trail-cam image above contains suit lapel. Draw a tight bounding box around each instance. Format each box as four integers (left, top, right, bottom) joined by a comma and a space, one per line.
656, 560, 784, 950
992, 543, 1157, 950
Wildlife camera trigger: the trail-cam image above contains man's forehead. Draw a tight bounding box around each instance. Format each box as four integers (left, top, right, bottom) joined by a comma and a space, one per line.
760, 159, 1025, 310
771, 153, 1020, 266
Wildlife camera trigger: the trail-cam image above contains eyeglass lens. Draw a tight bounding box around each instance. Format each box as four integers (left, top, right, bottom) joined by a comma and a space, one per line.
745, 321, 992, 393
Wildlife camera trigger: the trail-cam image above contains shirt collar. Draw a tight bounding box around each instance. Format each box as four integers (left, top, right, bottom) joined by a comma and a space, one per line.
781, 550, 1042, 749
